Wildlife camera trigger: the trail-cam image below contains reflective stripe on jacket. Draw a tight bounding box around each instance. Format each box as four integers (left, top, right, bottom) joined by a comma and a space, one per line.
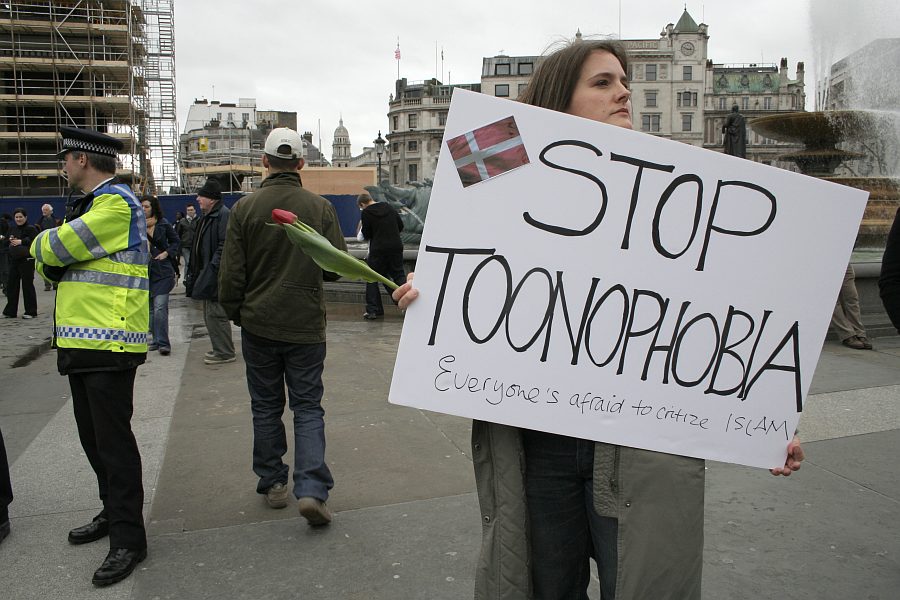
30, 182, 150, 353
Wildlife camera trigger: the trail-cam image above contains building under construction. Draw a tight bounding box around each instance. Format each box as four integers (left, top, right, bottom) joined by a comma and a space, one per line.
0, 0, 177, 197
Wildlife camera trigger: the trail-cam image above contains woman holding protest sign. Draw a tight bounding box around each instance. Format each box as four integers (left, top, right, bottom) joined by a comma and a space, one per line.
394, 38, 805, 600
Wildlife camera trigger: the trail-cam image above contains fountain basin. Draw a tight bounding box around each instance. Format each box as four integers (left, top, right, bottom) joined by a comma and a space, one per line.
750, 110, 898, 149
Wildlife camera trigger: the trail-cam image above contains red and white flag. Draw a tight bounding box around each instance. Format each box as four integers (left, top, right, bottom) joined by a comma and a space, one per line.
446, 115, 530, 188
395, 46, 401, 60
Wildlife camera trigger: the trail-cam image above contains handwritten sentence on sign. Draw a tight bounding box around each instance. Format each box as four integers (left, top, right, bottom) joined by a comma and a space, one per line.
434, 354, 791, 441
423, 141, 802, 411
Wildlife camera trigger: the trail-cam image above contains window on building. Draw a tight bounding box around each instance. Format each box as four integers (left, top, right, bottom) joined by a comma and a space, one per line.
495, 84, 510, 97
742, 96, 749, 110
677, 92, 697, 107
719, 97, 727, 110
646, 64, 657, 81
408, 163, 418, 181
677, 92, 682, 107
518, 62, 533, 75
518, 83, 528, 96
439, 112, 447, 126
392, 142, 399, 153
242, 112, 249, 123
216, 112, 222, 121
408, 113, 418, 128
641, 114, 661, 132
407, 140, 418, 151
227, 112, 234, 122
683, 65, 692, 81
682, 114, 692, 132
210, 141, 217, 150
495, 63, 511, 75
645, 91, 657, 107
764, 96, 773, 109
392, 116, 399, 130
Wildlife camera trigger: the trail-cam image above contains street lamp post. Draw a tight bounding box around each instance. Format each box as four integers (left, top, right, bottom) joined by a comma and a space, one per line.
373, 130, 386, 185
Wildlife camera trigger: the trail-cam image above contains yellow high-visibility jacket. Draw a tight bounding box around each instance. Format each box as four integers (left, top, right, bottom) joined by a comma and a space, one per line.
30, 181, 150, 353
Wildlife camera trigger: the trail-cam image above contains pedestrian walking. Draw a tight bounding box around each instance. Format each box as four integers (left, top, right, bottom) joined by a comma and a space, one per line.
142, 196, 179, 355
357, 193, 406, 320
185, 179, 235, 365
219, 127, 346, 525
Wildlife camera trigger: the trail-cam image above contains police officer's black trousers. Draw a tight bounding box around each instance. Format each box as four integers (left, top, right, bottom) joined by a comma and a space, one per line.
0, 426, 12, 524
70, 368, 147, 550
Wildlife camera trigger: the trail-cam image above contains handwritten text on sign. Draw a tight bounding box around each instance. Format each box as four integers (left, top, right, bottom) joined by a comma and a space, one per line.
389, 90, 868, 469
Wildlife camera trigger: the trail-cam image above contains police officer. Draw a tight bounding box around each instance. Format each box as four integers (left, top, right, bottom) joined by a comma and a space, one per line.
31, 127, 149, 586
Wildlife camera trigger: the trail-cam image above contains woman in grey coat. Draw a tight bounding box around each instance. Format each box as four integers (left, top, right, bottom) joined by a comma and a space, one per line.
394, 39, 804, 600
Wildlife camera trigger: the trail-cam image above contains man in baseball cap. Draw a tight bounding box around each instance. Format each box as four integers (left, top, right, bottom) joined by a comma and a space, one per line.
263, 127, 304, 160
218, 127, 346, 525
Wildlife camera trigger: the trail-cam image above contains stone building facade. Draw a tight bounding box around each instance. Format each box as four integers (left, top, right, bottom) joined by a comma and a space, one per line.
384, 9, 807, 184
386, 78, 479, 184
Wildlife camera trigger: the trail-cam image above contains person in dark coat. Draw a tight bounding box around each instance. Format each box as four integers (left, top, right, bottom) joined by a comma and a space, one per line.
358, 193, 406, 320
185, 179, 235, 364
176, 204, 198, 274
0, 214, 10, 295
141, 196, 179, 355
2, 208, 38, 319
38, 204, 61, 290
879, 207, 900, 331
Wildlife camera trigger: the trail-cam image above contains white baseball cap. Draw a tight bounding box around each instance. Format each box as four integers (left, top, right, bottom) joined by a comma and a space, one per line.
264, 127, 304, 159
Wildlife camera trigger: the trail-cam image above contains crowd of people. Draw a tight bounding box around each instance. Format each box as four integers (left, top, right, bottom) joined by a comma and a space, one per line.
3, 35, 900, 598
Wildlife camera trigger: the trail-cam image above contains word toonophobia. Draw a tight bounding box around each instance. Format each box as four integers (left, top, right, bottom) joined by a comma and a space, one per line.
424, 246, 802, 412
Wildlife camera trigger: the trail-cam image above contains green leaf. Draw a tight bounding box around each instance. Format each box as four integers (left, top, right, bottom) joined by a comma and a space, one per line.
272, 221, 399, 290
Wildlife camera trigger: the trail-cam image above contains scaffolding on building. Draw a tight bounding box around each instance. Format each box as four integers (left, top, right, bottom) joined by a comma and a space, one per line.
0, 0, 177, 197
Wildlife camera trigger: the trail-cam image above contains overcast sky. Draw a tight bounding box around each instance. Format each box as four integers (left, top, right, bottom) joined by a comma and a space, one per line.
174, 0, 898, 158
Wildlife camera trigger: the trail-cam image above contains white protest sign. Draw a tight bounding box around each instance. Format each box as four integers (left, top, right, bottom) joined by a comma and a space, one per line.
388, 89, 868, 469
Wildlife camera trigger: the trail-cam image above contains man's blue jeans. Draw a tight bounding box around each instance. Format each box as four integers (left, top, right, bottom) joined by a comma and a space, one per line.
241, 331, 333, 501
149, 293, 170, 350
521, 429, 618, 600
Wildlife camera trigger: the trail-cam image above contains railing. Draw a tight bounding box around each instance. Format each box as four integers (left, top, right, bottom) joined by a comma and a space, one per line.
0, 152, 61, 170
0, 38, 131, 62
0, 72, 133, 97
0, 1, 130, 28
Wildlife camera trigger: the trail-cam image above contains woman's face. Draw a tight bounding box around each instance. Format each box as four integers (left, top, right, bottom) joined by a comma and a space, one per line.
141, 201, 152, 219
14, 212, 26, 226
565, 50, 632, 129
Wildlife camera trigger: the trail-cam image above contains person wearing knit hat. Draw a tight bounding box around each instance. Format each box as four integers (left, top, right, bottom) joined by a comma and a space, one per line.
185, 179, 235, 364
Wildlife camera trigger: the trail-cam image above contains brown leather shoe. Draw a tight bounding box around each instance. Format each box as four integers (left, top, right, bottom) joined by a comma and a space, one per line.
298, 497, 333, 526
842, 336, 866, 350
857, 336, 874, 350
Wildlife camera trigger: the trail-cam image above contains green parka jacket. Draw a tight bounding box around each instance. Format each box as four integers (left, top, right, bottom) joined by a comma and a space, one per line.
218, 171, 346, 343
472, 420, 705, 599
